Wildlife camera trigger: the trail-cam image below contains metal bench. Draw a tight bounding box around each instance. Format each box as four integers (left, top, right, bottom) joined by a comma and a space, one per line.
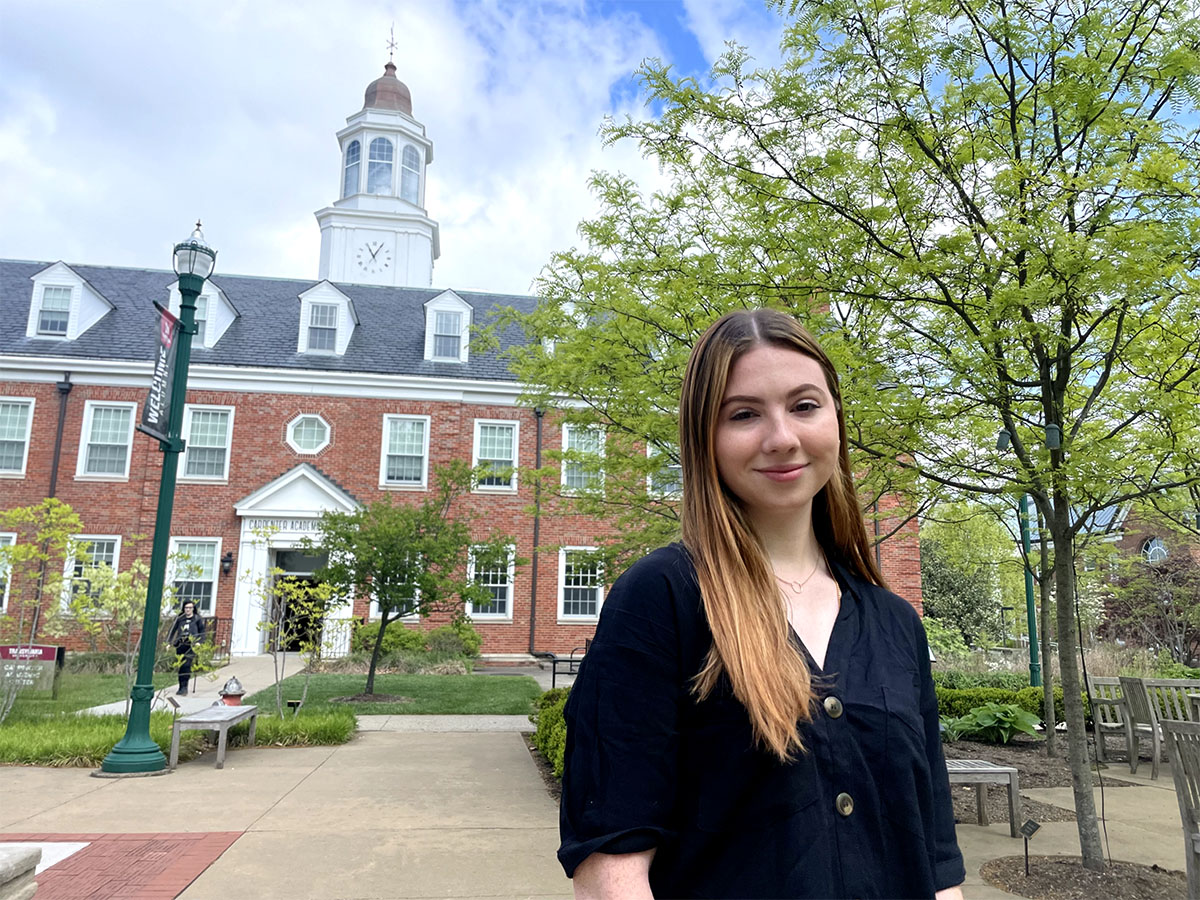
169, 704, 258, 770
550, 640, 590, 690
946, 758, 1022, 837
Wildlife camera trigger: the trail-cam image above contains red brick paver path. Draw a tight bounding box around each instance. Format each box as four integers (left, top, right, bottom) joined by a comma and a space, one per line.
3, 832, 240, 900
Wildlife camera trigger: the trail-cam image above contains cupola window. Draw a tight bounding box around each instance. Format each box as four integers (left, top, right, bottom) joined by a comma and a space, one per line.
368, 137, 394, 195
343, 140, 361, 198
401, 145, 421, 204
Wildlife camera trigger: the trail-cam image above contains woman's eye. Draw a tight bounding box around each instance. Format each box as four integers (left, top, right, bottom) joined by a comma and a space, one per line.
729, 408, 756, 421
794, 401, 819, 413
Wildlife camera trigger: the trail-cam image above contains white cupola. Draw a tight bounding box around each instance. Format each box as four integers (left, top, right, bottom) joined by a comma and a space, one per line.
315, 62, 441, 287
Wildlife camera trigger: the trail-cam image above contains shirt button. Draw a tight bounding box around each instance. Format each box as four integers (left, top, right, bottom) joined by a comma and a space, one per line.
835, 792, 854, 817
823, 696, 844, 718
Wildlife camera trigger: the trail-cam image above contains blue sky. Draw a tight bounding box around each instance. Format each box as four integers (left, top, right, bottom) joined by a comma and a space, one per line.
0, 0, 784, 294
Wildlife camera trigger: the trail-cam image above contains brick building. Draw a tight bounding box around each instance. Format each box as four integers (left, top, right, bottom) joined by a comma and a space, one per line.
0, 63, 921, 660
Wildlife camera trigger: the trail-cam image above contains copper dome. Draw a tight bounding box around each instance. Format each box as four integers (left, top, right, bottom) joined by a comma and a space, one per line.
363, 62, 413, 115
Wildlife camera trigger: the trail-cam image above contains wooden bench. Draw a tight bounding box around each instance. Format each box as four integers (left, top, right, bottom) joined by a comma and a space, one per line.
946, 758, 1021, 837
169, 704, 258, 770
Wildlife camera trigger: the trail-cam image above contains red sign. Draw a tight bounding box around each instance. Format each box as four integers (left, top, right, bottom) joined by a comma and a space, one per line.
0, 645, 60, 661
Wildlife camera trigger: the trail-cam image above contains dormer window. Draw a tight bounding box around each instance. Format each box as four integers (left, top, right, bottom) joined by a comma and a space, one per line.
38, 286, 72, 336
434, 311, 462, 359
422, 291, 471, 363
193, 295, 209, 344
368, 137, 393, 194
401, 145, 421, 204
343, 140, 361, 198
308, 303, 338, 351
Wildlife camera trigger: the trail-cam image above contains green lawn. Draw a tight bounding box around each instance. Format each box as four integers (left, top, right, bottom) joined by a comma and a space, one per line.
245, 672, 543, 716
7, 672, 175, 721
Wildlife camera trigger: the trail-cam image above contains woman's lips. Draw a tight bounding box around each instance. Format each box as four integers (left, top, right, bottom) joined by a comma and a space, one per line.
757, 465, 807, 482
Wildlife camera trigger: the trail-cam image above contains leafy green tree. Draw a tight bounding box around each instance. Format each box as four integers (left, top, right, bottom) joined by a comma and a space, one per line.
308, 461, 515, 696
1107, 548, 1200, 665
253, 565, 336, 717
508, 0, 1200, 866
0, 498, 82, 724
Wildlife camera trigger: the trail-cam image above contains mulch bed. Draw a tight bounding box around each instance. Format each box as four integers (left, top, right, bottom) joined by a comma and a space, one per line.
943, 736, 1140, 826
330, 694, 413, 703
525, 738, 562, 802
981, 855, 1186, 900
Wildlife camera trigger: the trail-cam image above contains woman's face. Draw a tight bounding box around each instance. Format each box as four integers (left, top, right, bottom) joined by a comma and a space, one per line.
714, 343, 841, 525
182, 602, 195, 617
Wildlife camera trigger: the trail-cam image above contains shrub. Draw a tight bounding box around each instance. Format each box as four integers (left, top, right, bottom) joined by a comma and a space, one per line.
931, 670, 1029, 691
1153, 650, 1200, 679
923, 617, 970, 664
531, 688, 569, 778
351, 621, 428, 655
427, 620, 483, 657
949, 703, 1041, 744
64, 652, 129, 674
1013, 686, 1074, 725
935, 686, 1021, 718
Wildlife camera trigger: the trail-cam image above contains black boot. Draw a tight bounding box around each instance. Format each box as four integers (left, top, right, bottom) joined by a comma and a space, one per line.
177, 676, 189, 696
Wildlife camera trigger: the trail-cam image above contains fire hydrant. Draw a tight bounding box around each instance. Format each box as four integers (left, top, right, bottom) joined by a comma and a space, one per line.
218, 676, 245, 706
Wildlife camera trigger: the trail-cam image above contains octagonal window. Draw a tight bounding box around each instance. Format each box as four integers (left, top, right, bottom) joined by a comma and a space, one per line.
287, 414, 330, 454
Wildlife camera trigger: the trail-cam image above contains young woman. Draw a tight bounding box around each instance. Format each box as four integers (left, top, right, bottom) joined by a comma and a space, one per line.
167, 600, 206, 696
558, 309, 965, 899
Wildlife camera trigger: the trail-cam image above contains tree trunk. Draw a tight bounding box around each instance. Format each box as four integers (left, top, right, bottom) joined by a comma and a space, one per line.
365, 610, 392, 696
1038, 514, 1057, 757
1050, 503, 1104, 870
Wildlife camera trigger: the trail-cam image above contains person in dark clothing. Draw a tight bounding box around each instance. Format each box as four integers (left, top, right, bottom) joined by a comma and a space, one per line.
167, 600, 206, 695
558, 310, 965, 899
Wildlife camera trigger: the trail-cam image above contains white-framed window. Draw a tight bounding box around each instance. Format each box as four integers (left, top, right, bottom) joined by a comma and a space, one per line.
192, 295, 209, 346
0, 533, 15, 613
380, 414, 430, 489
433, 311, 463, 360
369, 553, 421, 620
561, 425, 604, 493
169, 538, 220, 615
367, 137, 394, 194
181, 405, 233, 480
468, 545, 515, 619
472, 420, 518, 492
400, 144, 421, 204
76, 401, 136, 479
308, 303, 338, 352
558, 548, 603, 620
63, 534, 121, 607
648, 443, 683, 497
287, 414, 331, 455
343, 139, 361, 198
37, 285, 73, 336
1142, 536, 1168, 563
0, 397, 35, 477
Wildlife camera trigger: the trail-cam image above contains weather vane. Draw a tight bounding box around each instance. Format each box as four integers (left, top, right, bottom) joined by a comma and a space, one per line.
387, 23, 397, 62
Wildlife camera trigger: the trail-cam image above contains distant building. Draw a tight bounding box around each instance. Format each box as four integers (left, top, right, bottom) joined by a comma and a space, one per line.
0, 63, 922, 659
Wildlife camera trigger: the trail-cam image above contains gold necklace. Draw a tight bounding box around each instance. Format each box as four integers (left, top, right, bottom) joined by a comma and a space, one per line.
773, 558, 823, 595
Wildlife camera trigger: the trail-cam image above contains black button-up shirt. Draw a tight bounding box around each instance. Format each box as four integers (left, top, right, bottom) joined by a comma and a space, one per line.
558, 543, 965, 899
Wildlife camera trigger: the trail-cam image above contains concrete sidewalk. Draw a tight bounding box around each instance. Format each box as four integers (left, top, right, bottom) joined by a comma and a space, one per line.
0, 722, 1189, 899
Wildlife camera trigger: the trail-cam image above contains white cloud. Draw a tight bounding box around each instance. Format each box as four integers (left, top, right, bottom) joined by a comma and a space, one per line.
0, 0, 760, 295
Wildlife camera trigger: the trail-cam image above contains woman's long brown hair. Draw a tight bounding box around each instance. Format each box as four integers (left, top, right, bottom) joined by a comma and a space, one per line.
680, 309, 885, 761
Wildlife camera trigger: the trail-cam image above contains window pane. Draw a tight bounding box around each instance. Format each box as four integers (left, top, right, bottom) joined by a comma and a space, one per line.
184, 409, 229, 477
174, 541, 217, 612
386, 418, 426, 484
173, 580, 214, 614
433, 311, 461, 359
308, 304, 337, 351
85, 406, 131, 474
38, 286, 71, 335
291, 416, 328, 451
343, 141, 361, 197
401, 145, 420, 204
564, 426, 601, 490
472, 551, 510, 616
562, 552, 601, 617
0, 401, 31, 472
478, 423, 515, 487
368, 138, 394, 194
193, 296, 208, 345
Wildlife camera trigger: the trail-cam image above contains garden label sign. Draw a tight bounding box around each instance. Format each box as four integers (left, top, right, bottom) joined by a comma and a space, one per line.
0, 645, 65, 696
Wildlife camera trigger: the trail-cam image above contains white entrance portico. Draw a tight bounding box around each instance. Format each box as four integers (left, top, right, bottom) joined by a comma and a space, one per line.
230, 464, 361, 655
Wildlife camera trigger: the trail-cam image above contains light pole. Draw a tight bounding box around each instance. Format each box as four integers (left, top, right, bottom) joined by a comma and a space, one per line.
100, 224, 215, 774
996, 427, 1043, 687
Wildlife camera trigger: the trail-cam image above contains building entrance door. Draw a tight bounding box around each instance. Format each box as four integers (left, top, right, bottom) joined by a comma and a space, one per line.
269, 549, 329, 652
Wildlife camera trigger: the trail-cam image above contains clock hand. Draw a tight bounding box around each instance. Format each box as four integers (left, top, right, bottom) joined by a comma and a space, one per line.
369, 243, 380, 261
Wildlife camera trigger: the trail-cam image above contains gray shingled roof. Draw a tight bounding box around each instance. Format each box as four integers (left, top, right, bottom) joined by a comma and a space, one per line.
0, 259, 538, 381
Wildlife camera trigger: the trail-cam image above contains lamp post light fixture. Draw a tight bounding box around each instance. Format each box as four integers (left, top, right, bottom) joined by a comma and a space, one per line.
100, 223, 215, 775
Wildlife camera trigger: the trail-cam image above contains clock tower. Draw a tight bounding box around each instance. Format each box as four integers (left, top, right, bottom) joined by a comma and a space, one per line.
315, 62, 440, 287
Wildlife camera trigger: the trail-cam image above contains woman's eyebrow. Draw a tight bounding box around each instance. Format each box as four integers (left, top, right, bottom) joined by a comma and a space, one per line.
719, 383, 826, 407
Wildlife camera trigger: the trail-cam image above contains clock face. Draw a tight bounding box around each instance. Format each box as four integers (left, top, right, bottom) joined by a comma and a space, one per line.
356, 240, 392, 273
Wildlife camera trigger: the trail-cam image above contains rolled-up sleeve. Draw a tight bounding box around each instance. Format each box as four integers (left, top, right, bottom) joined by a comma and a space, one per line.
914, 619, 966, 890
558, 555, 684, 877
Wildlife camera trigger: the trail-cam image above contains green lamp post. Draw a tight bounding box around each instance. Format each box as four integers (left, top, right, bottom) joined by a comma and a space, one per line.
100, 224, 215, 774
